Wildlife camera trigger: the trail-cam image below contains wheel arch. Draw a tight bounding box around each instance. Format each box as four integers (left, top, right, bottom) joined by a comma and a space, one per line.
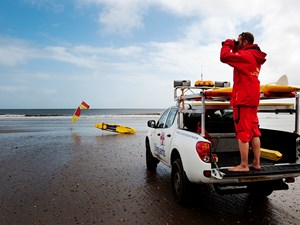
145, 136, 149, 145
145, 136, 152, 150
171, 148, 181, 165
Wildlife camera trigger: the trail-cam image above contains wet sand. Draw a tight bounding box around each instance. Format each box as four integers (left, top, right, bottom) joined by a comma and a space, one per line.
1, 127, 300, 225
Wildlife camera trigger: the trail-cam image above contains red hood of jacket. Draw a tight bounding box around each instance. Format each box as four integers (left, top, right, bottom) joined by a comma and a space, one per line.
242, 44, 267, 65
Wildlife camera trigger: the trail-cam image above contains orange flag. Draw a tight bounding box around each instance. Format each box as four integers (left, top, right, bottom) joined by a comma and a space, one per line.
72, 101, 89, 124
79, 101, 90, 110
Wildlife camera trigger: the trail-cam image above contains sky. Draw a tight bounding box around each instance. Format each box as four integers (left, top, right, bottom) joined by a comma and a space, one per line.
1, 0, 300, 109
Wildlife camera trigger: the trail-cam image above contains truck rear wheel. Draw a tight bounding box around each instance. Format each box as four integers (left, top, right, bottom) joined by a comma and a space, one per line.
171, 158, 192, 203
248, 181, 275, 197
249, 189, 273, 197
146, 139, 159, 172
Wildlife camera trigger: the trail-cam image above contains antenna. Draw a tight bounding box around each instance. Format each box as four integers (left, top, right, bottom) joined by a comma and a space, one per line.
201, 64, 203, 81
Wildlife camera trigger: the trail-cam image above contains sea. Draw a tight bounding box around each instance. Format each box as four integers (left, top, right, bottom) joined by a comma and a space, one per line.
0, 108, 163, 117
0, 108, 164, 136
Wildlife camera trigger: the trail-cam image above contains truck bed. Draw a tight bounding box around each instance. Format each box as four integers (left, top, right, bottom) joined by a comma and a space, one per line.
216, 151, 274, 168
214, 151, 300, 178
211, 128, 300, 178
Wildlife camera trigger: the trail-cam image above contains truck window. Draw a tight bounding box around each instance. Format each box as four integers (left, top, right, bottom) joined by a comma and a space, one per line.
165, 108, 178, 128
157, 108, 170, 128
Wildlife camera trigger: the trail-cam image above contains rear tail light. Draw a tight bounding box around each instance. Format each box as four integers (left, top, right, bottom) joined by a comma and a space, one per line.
285, 177, 295, 183
196, 141, 213, 163
203, 170, 211, 178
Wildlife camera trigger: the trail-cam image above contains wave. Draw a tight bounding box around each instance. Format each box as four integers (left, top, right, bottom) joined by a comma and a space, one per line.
0, 113, 161, 119
25, 114, 65, 117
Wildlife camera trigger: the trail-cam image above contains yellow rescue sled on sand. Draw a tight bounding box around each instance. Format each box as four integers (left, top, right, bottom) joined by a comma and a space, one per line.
95, 123, 137, 134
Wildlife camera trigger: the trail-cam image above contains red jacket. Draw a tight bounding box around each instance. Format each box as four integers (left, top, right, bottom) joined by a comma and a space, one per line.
220, 39, 267, 106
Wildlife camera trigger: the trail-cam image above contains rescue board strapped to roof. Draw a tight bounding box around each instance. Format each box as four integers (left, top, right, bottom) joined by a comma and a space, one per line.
202, 75, 300, 99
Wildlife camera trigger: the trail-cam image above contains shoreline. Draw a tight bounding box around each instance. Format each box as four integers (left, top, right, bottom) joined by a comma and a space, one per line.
0, 129, 36, 133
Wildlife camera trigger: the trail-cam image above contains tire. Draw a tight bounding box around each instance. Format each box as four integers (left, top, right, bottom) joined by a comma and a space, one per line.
249, 188, 273, 197
248, 182, 274, 197
171, 158, 192, 203
146, 139, 159, 172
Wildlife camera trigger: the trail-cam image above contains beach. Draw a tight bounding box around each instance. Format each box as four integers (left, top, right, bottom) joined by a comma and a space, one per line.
1, 113, 300, 225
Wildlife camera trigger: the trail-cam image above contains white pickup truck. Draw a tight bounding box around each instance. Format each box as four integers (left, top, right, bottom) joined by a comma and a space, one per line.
145, 80, 300, 203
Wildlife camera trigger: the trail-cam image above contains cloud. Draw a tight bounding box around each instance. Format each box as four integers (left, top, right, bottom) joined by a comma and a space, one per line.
78, 0, 270, 37
34, 72, 51, 80
0, 36, 38, 66
0, 36, 143, 71
0, 85, 21, 93
79, 0, 149, 35
98, 5, 144, 34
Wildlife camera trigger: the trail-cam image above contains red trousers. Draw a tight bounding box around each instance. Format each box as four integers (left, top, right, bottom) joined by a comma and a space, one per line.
233, 106, 261, 142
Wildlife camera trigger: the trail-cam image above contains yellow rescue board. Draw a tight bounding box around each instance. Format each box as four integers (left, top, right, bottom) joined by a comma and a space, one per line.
204, 84, 300, 98
203, 75, 300, 98
260, 148, 282, 161
204, 87, 232, 97
260, 84, 300, 93
95, 123, 137, 134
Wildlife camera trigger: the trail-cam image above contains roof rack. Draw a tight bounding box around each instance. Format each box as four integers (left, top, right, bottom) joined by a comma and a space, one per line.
173, 80, 300, 134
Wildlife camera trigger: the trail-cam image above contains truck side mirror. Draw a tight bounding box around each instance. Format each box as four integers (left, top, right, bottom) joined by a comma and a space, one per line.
147, 120, 156, 128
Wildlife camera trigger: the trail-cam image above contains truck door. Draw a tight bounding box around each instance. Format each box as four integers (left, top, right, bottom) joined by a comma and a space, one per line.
153, 107, 178, 164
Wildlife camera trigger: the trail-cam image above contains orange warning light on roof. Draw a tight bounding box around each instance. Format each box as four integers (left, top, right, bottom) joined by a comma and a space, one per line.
195, 80, 215, 87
